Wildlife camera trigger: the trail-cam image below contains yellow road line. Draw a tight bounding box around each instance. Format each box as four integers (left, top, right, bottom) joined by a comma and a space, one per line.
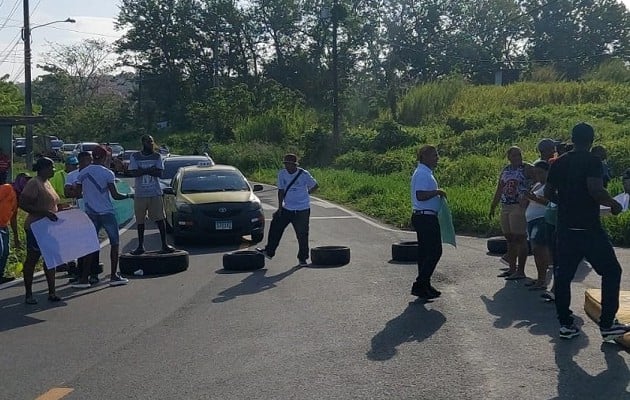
35, 388, 74, 400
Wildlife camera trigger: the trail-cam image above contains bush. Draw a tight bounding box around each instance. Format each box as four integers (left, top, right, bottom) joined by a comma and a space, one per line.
398, 76, 465, 126
235, 110, 290, 144
209, 142, 287, 175
582, 59, 630, 84
371, 120, 416, 153
300, 127, 334, 166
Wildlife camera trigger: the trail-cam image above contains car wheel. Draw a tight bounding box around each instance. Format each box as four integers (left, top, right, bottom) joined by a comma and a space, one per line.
222, 250, 265, 271
119, 249, 189, 275
310, 246, 351, 267
391, 241, 418, 262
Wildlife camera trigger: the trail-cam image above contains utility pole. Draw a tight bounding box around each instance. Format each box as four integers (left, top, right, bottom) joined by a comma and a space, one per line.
331, 0, 340, 148
22, 0, 34, 169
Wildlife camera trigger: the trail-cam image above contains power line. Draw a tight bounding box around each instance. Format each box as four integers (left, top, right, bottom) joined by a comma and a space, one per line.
48, 25, 121, 39
0, 0, 21, 31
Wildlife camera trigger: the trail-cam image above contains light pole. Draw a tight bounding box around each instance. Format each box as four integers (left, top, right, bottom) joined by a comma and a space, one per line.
22, 0, 75, 168
320, 2, 340, 149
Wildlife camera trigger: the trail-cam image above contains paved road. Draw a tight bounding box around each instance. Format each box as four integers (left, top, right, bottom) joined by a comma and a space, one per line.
2, 183, 630, 399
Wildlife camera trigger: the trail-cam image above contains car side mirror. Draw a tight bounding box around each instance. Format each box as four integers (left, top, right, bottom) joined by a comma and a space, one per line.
252, 184, 264, 192
163, 187, 175, 195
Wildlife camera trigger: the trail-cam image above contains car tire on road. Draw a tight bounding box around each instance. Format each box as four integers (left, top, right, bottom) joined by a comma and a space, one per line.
119, 250, 189, 276
223, 250, 265, 271
391, 241, 418, 262
310, 246, 351, 267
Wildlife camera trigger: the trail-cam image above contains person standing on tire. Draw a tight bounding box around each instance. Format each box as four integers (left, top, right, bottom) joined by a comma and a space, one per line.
128, 135, 175, 255
73, 146, 132, 288
256, 154, 318, 267
410, 145, 446, 299
545, 122, 630, 340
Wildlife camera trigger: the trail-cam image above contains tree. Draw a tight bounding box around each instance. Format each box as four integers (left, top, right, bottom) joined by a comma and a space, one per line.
0, 76, 24, 116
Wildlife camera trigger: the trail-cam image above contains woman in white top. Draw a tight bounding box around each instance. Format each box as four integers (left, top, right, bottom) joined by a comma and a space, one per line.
522, 160, 551, 290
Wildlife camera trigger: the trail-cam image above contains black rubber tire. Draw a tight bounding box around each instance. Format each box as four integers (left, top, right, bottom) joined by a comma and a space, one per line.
310, 246, 351, 266
391, 241, 418, 262
119, 250, 189, 275
223, 250, 265, 271
487, 237, 507, 255
487, 237, 533, 255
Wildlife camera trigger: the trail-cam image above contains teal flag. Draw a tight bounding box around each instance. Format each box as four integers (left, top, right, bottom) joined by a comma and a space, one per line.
438, 197, 456, 247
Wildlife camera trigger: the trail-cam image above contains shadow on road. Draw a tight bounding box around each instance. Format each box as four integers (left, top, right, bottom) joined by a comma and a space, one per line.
366, 301, 446, 361
0, 275, 67, 333
211, 265, 302, 303
552, 338, 630, 399
481, 283, 558, 337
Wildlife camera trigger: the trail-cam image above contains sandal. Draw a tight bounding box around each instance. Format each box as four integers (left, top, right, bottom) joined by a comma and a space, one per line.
130, 247, 145, 256
25, 296, 37, 305
497, 271, 514, 278
505, 274, 526, 280
48, 294, 61, 302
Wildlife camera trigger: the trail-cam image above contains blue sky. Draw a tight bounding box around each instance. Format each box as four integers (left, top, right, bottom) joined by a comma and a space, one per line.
0, 0, 123, 81
1, 0, 630, 82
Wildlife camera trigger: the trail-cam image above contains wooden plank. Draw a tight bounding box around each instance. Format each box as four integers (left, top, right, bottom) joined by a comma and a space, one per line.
584, 288, 630, 346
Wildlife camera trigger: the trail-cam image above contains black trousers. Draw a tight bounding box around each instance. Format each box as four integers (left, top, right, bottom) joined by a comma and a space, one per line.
412, 214, 442, 287
265, 208, 310, 262
555, 226, 621, 328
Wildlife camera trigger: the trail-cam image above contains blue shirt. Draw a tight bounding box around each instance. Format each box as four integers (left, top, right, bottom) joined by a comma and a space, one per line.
77, 164, 115, 215
411, 163, 440, 212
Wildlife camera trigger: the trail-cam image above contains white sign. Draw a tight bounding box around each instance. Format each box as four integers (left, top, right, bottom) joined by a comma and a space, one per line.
30, 208, 100, 269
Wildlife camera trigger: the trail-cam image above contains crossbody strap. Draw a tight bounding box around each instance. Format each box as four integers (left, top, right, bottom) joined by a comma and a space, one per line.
283, 168, 304, 195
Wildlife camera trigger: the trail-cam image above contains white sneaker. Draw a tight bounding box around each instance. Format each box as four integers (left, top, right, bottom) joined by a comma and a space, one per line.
298, 260, 309, 267
109, 273, 129, 286
71, 282, 91, 289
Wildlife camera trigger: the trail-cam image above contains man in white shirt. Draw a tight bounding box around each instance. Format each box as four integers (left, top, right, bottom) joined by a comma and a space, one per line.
257, 154, 318, 267
72, 145, 132, 288
410, 145, 446, 300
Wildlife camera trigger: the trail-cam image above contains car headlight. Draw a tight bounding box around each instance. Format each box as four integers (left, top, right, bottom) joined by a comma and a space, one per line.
176, 202, 193, 213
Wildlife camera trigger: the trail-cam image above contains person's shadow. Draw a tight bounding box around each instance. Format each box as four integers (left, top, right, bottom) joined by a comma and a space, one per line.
212, 265, 302, 303
553, 338, 630, 399
480, 285, 557, 337
366, 301, 446, 361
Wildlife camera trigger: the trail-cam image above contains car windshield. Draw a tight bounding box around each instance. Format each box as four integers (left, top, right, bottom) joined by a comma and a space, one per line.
51, 140, 64, 147
110, 145, 124, 153
62, 144, 75, 151
82, 143, 99, 151
180, 170, 249, 193
162, 158, 210, 180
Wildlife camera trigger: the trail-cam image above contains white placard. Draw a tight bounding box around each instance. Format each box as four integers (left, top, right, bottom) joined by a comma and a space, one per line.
30, 208, 100, 269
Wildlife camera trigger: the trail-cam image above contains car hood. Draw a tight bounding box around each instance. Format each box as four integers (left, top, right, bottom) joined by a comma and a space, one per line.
180, 191, 255, 204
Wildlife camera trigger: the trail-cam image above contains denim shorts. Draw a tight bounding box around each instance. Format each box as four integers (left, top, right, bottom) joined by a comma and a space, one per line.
87, 213, 119, 246
527, 217, 547, 246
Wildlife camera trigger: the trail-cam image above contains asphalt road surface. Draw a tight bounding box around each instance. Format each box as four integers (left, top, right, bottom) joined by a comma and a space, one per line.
2, 182, 630, 399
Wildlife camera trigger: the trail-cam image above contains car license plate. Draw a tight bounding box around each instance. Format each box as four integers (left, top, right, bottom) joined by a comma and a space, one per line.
215, 220, 232, 230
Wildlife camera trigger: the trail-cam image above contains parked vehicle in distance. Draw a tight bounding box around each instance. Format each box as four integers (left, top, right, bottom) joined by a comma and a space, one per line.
72, 142, 101, 157
49, 139, 64, 160
108, 143, 124, 159
13, 138, 26, 156
61, 144, 76, 159
162, 163, 264, 244
113, 150, 139, 176
160, 154, 215, 190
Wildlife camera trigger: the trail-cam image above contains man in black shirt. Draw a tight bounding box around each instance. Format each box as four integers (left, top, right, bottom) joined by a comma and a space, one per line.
545, 122, 630, 340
